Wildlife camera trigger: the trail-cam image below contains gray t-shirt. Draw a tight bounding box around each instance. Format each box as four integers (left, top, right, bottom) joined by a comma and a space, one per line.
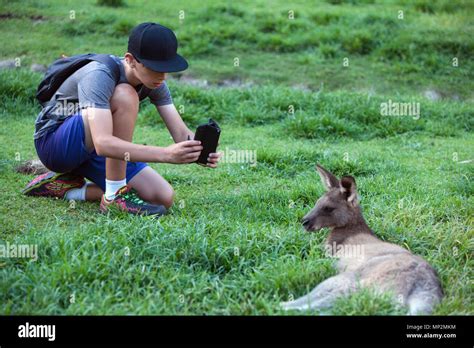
34, 55, 173, 139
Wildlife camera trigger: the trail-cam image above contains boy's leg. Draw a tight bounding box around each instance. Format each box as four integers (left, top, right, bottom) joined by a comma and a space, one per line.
87, 83, 170, 215
69, 83, 141, 202
128, 166, 175, 208
24, 114, 92, 198
82, 168, 175, 208
80, 166, 175, 208
100, 83, 174, 208
85, 183, 104, 201
105, 84, 174, 208
98, 83, 139, 202
105, 83, 139, 182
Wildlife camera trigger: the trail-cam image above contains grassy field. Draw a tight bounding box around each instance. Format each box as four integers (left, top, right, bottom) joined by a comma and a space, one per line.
0, 0, 473, 315
1, 0, 474, 98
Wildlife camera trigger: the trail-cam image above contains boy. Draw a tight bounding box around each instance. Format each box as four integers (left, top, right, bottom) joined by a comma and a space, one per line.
23, 22, 221, 216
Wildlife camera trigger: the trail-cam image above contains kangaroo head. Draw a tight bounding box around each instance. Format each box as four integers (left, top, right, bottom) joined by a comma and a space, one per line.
302, 164, 360, 232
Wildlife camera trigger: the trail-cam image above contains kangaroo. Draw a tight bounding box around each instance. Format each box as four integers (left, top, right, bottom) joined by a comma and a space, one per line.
281, 164, 443, 315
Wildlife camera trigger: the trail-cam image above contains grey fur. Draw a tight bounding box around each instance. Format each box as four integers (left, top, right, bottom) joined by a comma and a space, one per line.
281, 165, 443, 315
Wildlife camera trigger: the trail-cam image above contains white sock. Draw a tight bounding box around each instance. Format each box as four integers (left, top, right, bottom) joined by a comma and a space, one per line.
105, 178, 127, 201
64, 183, 89, 201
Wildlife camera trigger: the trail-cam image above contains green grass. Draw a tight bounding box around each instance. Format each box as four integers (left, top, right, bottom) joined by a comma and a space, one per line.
0, 68, 472, 314
0, 0, 473, 315
1, 0, 473, 98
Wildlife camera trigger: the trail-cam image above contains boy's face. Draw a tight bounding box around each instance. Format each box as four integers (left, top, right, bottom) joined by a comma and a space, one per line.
135, 63, 167, 89
125, 53, 167, 89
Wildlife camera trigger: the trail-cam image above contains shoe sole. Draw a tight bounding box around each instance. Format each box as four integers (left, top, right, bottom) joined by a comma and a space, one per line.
22, 172, 58, 195
23, 173, 84, 196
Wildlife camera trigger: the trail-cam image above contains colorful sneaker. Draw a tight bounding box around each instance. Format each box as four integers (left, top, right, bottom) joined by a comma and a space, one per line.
22, 171, 85, 198
100, 185, 167, 216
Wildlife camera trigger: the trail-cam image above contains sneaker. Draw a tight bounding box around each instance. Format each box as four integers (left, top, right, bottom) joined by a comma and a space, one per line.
22, 171, 85, 198
100, 185, 167, 216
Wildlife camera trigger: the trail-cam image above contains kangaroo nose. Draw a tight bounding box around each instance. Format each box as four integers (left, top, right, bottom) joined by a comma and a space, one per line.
302, 218, 310, 227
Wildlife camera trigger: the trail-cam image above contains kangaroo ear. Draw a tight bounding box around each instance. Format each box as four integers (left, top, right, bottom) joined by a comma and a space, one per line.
340, 176, 358, 207
316, 164, 340, 191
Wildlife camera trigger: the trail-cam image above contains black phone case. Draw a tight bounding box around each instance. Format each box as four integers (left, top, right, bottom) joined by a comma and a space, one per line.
194, 119, 221, 165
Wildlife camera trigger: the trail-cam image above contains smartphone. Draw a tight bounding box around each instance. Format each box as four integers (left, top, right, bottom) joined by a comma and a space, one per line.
193, 119, 221, 165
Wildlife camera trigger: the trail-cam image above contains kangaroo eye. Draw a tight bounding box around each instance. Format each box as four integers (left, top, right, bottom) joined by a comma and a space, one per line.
323, 207, 335, 213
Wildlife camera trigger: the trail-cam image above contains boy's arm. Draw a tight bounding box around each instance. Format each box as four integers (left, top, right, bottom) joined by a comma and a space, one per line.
156, 104, 195, 143
156, 104, 222, 168
85, 107, 202, 164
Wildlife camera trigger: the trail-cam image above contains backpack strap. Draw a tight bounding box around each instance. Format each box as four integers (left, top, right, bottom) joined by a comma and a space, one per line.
91, 54, 121, 85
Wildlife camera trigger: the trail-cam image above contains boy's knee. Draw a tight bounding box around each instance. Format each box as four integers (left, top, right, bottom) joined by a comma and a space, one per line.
150, 187, 174, 209
110, 83, 139, 110
161, 188, 175, 209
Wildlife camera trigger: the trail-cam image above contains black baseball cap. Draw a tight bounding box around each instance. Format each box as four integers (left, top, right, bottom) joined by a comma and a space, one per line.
128, 22, 188, 73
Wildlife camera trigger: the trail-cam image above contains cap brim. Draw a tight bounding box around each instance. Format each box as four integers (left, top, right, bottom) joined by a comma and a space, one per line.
140, 54, 188, 73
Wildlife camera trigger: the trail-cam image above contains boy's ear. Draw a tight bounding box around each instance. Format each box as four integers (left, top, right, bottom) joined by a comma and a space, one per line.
124, 52, 138, 67
316, 164, 340, 191
340, 175, 358, 207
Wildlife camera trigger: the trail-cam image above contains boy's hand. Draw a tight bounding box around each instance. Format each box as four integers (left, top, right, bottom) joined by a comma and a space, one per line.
206, 152, 222, 168
185, 135, 221, 168
164, 140, 203, 164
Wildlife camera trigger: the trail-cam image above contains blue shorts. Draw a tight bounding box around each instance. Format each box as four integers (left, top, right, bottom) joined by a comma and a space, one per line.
34, 114, 148, 192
